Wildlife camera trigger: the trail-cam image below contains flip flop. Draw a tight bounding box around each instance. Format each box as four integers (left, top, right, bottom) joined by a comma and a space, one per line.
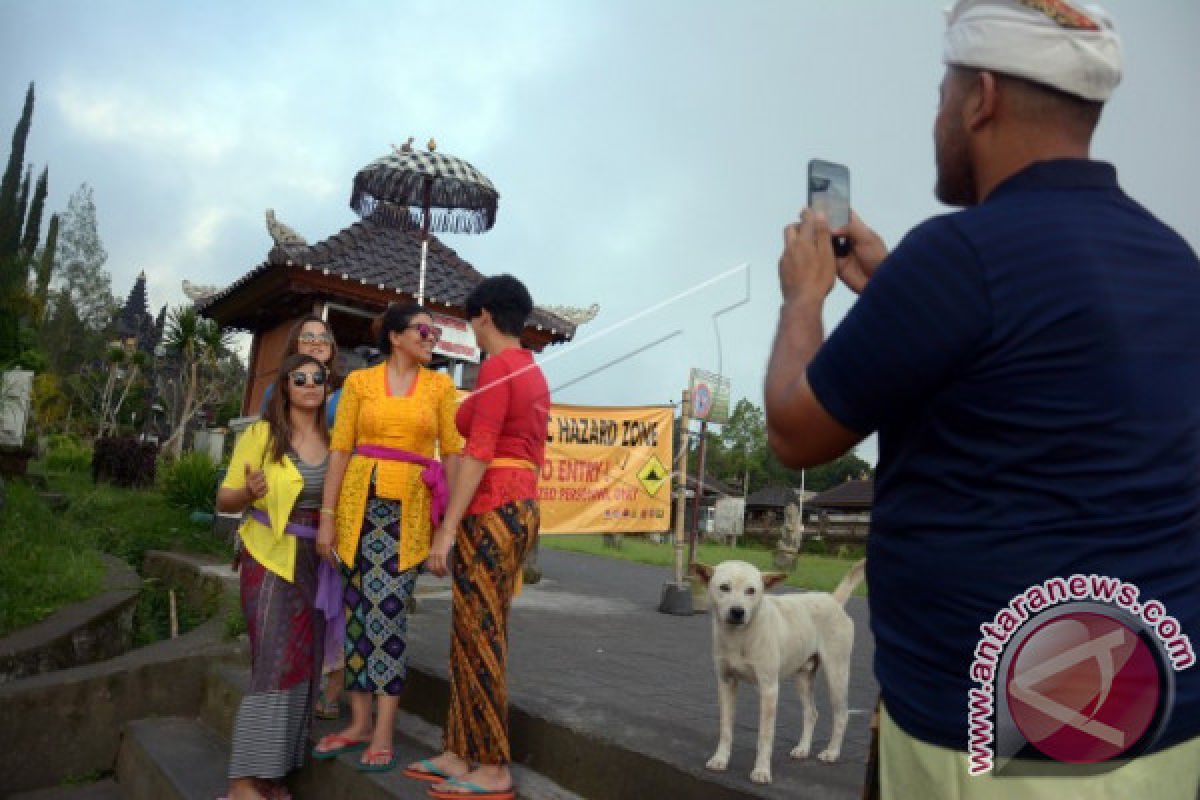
311, 733, 370, 760
357, 748, 400, 772
403, 758, 455, 783
427, 777, 515, 800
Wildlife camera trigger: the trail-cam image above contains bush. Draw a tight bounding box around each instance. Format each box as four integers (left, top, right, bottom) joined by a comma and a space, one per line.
161, 452, 221, 512
44, 433, 91, 474
93, 436, 158, 488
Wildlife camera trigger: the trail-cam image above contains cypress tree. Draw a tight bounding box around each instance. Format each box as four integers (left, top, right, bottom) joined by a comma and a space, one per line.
0, 83, 34, 259
21, 166, 48, 260
9, 165, 31, 258
34, 212, 59, 325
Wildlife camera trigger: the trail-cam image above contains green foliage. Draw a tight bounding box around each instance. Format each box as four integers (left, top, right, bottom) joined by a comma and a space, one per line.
132, 577, 203, 647
0, 479, 106, 636
44, 433, 91, 473
160, 452, 220, 512
684, 397, 873, 495
224, 606, 248, 640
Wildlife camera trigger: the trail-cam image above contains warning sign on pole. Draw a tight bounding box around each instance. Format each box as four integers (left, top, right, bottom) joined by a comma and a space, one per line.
688, 368, 730, 424
538, 404, 674, 534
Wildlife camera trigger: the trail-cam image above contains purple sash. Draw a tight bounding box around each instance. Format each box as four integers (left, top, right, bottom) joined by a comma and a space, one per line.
354, 444, 449, 527
248, 508, 344, 666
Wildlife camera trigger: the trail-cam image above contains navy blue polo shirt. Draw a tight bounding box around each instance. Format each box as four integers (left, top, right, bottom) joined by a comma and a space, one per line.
808, 159, 1200, 752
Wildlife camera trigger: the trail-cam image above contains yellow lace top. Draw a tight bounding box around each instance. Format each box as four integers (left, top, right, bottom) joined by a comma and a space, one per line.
331, 364, 464, 571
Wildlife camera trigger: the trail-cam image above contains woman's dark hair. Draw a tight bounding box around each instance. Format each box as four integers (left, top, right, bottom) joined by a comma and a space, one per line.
377, 303, 431, 355
284, 314, 342, 389
465, 274, 533, 337
262, 353, 329, 463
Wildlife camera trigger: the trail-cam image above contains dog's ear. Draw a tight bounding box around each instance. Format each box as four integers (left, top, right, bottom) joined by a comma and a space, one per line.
763, 572, 788, 591
690, 562, 714, 585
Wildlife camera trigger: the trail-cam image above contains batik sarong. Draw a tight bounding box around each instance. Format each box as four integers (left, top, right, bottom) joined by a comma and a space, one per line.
443, 499, 540, 764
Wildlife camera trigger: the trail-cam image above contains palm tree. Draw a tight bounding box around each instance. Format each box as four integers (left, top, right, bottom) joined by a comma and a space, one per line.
159, 306, 233, 457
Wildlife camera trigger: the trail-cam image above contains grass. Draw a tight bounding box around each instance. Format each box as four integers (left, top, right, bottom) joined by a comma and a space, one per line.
0, 465, 234, 638
0, 480, 107, 636
541, 535, 866, 595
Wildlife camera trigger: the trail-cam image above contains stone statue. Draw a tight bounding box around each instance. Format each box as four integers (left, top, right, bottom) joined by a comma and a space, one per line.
537, 303, 600, 327
265, 209, 307, 247
182, 280, 221, 304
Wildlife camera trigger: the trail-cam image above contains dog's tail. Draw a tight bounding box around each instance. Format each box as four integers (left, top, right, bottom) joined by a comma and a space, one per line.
832, 559, 866, 606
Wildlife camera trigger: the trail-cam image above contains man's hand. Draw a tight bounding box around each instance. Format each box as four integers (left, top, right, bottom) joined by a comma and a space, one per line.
780, 210, 837, 305
833, 211, 888, 294
426, 526, 454, 578
244, 464, 268, 501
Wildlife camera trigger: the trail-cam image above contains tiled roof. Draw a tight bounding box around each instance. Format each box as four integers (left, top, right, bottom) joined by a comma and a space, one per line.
198, 218, 575, 337
745, 484, 802, 508
808, 478, 874, 510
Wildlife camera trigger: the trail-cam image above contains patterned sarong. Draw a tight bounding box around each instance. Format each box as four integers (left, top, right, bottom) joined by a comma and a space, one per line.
227, 523, 324, 779
443, 499, 540, 765
343, 493, 419, 696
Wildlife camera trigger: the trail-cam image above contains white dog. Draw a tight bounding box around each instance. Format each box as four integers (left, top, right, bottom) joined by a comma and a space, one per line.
691, 558, 865, 785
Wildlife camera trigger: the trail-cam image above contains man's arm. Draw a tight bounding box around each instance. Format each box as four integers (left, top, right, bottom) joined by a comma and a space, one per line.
764, 210, 894, 468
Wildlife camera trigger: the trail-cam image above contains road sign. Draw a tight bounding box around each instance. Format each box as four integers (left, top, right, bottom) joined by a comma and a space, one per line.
638, 455, 668, 497
688, 368, 730, 424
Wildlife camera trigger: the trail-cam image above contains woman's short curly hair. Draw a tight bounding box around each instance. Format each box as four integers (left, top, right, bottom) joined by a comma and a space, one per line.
465, 274, 533, 337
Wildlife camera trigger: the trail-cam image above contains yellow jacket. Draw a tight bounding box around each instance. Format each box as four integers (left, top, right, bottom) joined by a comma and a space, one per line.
221, 420, 308, 582
331, 364, 464, 571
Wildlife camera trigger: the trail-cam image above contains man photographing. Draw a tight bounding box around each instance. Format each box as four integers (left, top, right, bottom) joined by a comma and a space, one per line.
765, 1, 1200, 796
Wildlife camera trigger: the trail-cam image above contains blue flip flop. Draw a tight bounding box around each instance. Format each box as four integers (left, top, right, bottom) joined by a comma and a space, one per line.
403, 758, 453, 782
311, 733, 369, 760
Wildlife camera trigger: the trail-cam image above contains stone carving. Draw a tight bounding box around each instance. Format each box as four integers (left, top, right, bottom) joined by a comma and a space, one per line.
265, 209, 307, 247
537, 303, 600, 327
181, 280, 220, 304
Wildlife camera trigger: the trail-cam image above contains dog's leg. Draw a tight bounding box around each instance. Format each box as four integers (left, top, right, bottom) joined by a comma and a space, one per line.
817, 644, 852, 762
790, 664, 818, 759
706, 675, 736, 772
750, 677, 779, 784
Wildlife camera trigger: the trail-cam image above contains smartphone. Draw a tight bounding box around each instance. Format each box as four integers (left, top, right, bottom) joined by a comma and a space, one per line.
807, 159, 852, 256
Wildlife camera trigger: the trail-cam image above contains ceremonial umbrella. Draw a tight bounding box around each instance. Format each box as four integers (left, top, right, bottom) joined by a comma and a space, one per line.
350, 139, 499, 305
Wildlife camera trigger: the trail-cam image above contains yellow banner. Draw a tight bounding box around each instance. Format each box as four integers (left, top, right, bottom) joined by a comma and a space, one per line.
538, 404, 674, 534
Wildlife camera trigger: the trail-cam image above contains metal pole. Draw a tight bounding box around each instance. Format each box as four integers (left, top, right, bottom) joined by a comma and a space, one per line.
418, 176, 433, 305
659, 388, 694, 615
688, 418, 708, 568
672, 389, 691, 586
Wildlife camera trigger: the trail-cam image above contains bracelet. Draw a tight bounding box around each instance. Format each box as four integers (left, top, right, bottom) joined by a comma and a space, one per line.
319, 507, 336, 516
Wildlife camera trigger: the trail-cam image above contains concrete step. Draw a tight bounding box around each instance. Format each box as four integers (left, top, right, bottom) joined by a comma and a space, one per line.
201, 665, 583, 800
115, 717, 227, 800
9, 780, 124, 800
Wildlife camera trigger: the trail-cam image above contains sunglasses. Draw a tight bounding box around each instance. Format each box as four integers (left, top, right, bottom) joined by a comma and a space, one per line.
407, 323, 443, 344
298, 332, 334, 345
290, 370, 327, 387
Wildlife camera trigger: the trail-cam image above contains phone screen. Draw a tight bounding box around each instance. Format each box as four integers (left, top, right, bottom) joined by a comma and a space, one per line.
807, 159, 851, 229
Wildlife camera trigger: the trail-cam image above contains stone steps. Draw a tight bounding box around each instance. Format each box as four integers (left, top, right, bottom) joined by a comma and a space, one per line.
9, 780, 124, 800
205, 664, 582, 800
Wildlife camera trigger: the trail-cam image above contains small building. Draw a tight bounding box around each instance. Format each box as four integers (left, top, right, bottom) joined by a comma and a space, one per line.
807, 478, 874, 544
198, 214, 576, 414
743, 484, 813, 541
672, 473, 742, 536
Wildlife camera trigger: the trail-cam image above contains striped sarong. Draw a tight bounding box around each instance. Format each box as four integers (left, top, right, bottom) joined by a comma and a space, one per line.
443, 499, 540, 765
227, 520, 325, 779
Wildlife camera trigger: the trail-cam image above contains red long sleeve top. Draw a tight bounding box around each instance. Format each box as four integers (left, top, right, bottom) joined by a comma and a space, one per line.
455, 348, 551, 515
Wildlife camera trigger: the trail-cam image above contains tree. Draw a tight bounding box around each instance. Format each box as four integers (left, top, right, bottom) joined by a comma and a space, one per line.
804, 452, 873, 493
158, 306, 236, 457
21, 166, 47, 260
0, 83, 33, 257
53, 184, 113, 333
31, 212, 57, 325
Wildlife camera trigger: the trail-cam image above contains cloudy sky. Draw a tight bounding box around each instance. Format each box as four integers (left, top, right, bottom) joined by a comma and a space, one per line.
3, 0, 1198, 463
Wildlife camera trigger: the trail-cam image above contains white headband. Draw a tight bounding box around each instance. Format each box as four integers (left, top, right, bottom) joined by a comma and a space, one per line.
943, 0, 1122, 102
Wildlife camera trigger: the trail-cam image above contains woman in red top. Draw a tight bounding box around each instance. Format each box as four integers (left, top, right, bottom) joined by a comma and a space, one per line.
410, 275, 549, 800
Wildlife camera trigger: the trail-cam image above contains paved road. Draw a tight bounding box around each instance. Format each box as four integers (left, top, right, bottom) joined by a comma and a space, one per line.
406, 546, 877, 800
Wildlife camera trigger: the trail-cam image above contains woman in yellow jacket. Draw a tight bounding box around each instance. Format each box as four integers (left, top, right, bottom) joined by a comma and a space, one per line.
217, 353, 338, 800
314, 303, 463, 772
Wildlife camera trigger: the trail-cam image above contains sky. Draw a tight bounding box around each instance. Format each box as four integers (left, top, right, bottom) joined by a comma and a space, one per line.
3, 0, 1198, 465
